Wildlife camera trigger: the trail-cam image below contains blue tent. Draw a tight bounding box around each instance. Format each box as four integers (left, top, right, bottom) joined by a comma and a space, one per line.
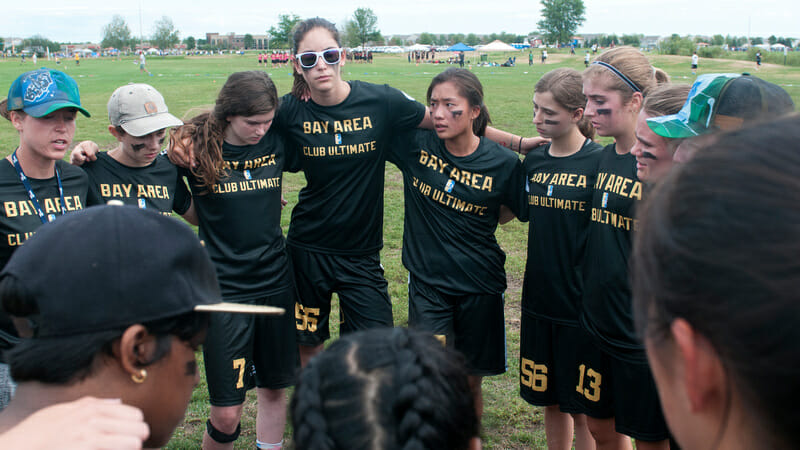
446, 42, 475, 52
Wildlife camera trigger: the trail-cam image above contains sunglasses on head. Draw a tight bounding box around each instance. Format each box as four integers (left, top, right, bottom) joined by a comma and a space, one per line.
296, 48, 343, 69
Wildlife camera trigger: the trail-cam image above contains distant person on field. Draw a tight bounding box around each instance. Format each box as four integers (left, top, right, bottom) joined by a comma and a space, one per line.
690, 51, 698, 75
756, 51, 762, 69
74, 52, 80, 66
529, 51, 533, 65
584, 51, 590, 67
646, 73, 795, 163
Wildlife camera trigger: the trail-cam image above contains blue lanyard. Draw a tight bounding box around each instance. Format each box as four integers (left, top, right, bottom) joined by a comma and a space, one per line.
10, 149, 67, 224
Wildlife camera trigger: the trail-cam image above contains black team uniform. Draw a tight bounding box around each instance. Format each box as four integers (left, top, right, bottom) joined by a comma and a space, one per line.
184, 132, 297, 405
517, 139, 602, 409
83, 152, 191, 215
389, 128, 524, 375
575, 144, 669, 442
274, 81, 425, 344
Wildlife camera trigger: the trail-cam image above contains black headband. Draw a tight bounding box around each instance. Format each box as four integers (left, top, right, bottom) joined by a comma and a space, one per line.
591, 61, 642, 93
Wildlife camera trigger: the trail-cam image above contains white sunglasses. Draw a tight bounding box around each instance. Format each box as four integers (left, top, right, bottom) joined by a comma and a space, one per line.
295, 48, 343, 69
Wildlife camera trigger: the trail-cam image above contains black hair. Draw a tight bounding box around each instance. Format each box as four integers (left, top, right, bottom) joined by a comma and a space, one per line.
426, 68, 491, 136
632, 114, 800, 450
1, 275, 209, 384
291, 327, 478, 450
290, 17, 342, 98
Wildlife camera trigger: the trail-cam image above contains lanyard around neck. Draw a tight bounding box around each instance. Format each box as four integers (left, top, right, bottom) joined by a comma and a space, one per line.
10, 149, 67, 224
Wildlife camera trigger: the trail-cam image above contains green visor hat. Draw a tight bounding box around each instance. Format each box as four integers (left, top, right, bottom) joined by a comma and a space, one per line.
646, 74, 740, 139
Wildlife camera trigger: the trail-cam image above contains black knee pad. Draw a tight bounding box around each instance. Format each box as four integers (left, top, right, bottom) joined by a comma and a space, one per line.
206, 419, 241, 443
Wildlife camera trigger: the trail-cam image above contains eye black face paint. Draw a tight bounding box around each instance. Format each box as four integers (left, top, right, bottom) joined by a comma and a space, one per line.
451, 110, 463, 118
185, 360, 198, 376
130, 137, 166, 152
596, 108, 612, 115
544, 119, 560, 125
641, 151, 658, 160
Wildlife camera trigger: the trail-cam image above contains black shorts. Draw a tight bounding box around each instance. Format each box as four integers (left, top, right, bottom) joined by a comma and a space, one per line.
571, 332, 669, 441
519, 314, 582, 413
407, 274, 506, 376
289, 245, 392, 346
202, 291, 298, 406
691, 64, 698, 69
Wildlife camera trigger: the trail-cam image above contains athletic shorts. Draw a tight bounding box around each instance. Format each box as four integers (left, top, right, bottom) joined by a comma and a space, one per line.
519, 314, 582, 413
407, 274, 507, 376
571, 333, 670, 441
691, 64, 698, 69
203, 290, 298, 406
289, 245, 392, 346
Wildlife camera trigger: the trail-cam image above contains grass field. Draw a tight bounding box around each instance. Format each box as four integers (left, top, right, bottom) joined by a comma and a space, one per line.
1, 50, 798, 449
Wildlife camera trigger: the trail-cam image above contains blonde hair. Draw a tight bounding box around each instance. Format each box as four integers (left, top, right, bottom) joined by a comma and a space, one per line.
583, 47, 657, 101
535, 68, 595, 139
643, 84, 691, 118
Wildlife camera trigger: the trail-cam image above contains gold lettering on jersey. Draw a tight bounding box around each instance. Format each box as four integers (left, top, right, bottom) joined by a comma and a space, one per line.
594, 172, 642, 200
303, 116, 373, 135
100, 183, 133, 198
4, 196, 83, 217
528, 195, 587, 212
411, 176, 488, 216
135, 185, 170, 199
237, 154, 277, 170
7, 231, 36, 247
419, 150, 450, 174
591, 208, 638, 231
302, 141, 377, 157
211, 178, 281, 194
529, 172, 588, 188
448, 167, 493, 192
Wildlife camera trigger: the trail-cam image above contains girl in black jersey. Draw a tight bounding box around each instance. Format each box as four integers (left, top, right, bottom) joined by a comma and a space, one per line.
578, 47, 671, 450
630, 84, 691, 184
517, 68, 602, 450
0, 69, 90, 411
174, 72, 295, 450
389, 68, 524, 420
633, 117, 800, 450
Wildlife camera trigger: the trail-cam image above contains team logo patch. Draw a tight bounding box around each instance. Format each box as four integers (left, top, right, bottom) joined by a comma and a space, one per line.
547, 185, 554, 197
24, 72, 55, 103
144, 101, 157, 114
244, 169, 252, 180
138, 198, 147, 209
47, 213, 56, 222
444, 179, 455, 193
601, 192, 609, 208
335, 133, 342, 145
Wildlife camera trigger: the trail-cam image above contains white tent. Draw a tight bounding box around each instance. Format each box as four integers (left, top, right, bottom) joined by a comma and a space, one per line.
477, 40, 516, 52
406, 43, 431, 51
770, 43, 787, 51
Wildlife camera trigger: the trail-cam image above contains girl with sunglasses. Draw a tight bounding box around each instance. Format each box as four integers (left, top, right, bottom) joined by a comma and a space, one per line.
281, 18, 542, 366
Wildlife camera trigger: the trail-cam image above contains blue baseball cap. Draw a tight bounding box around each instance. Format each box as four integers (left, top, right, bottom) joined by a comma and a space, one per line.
7, 68, 91, 118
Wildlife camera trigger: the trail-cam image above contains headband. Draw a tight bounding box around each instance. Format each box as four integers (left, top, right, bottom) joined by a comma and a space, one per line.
591, 61, 642, 93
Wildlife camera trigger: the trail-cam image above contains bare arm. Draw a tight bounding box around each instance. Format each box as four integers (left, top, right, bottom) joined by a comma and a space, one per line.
484, 126, 548, 156
180, 199, 198, 226
70, 141, 100, 166
498, 205, 516, 225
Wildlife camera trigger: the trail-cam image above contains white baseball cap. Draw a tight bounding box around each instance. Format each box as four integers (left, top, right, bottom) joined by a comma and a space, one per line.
107, 83, 183, 137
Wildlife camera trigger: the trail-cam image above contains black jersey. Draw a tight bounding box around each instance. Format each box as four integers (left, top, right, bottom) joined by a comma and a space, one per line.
275, 81, 426, 256
83, 152, 191, 215
0, 159, 88, 345
389, 129, 524, 296
185, 132, 292, 300
579, 144, 645, 361
520, 139, 603, 325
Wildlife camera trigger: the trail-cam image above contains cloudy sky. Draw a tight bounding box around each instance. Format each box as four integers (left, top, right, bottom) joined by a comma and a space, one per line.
3, 0, 797, 44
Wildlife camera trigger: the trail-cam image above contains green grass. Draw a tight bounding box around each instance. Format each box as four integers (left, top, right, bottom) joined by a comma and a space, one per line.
1, 51, 798, 449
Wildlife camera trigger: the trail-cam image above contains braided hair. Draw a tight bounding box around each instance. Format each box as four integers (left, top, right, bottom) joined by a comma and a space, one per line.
291, 328, 478, 450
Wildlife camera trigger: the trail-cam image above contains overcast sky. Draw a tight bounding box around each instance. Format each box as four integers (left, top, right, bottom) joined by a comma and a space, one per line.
3, 0, 797, 44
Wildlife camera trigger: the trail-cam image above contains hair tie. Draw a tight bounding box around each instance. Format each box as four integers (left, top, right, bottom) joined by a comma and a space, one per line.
591, 61, 642, 93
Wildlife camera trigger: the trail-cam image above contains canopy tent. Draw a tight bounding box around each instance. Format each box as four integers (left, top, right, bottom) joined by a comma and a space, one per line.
407, 43, 431, 51
478, 40, 516, 51
446, 42, 475, 52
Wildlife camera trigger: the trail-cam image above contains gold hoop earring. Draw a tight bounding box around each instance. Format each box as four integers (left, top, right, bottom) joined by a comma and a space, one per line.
131, 369, 147, 384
